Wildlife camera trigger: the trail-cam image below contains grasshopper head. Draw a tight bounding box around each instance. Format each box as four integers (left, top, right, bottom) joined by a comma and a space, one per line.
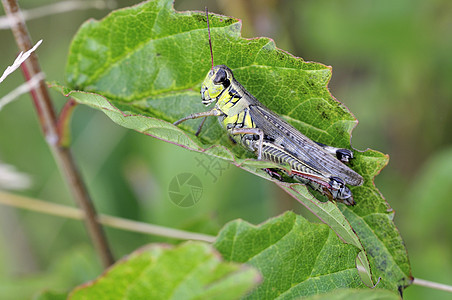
201, 65, 232, 106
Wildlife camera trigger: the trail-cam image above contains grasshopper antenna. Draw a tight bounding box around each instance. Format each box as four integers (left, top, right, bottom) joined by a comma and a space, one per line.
205, 7, 214, 69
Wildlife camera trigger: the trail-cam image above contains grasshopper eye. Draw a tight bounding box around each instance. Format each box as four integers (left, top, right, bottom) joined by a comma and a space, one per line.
213, 68, 228, 85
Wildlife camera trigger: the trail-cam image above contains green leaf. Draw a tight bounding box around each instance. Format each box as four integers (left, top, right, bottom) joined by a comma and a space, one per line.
60, 0, 411, 293
68, 242, 260, 300
214, 211, 364, 298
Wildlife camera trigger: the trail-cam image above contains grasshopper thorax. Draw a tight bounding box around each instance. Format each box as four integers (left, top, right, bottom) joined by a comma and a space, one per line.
201, 65, 233, 106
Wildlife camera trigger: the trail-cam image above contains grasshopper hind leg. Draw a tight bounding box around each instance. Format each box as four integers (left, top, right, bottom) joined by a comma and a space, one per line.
315, 142, 354, 163
264, 168, 283, 181
292, 173, 355, 206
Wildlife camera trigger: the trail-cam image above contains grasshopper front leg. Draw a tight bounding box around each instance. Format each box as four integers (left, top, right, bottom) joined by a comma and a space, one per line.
195, 117, 208, 136
174, 109, 223, 135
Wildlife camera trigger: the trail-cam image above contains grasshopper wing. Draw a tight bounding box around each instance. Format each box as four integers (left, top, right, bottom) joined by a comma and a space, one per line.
249, 104, 363, 186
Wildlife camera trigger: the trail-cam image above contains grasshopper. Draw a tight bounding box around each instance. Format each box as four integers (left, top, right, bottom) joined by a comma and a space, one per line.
174, 9, 363, 205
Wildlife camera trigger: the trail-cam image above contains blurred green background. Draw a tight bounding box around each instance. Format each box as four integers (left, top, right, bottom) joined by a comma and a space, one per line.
0, 0, 451, 298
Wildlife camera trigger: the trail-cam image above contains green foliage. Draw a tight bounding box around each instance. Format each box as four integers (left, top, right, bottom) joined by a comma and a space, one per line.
68, 242, 260, 299
62, 213, 402, 299
55, 0, 413, 296
1, 0, 452, 299
214, 212, 364, 298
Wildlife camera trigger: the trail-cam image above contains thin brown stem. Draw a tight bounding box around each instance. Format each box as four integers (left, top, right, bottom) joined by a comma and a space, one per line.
2, 0, 114, 267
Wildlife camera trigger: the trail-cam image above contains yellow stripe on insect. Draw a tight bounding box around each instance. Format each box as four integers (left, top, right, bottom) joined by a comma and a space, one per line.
243, 110, 254, 128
